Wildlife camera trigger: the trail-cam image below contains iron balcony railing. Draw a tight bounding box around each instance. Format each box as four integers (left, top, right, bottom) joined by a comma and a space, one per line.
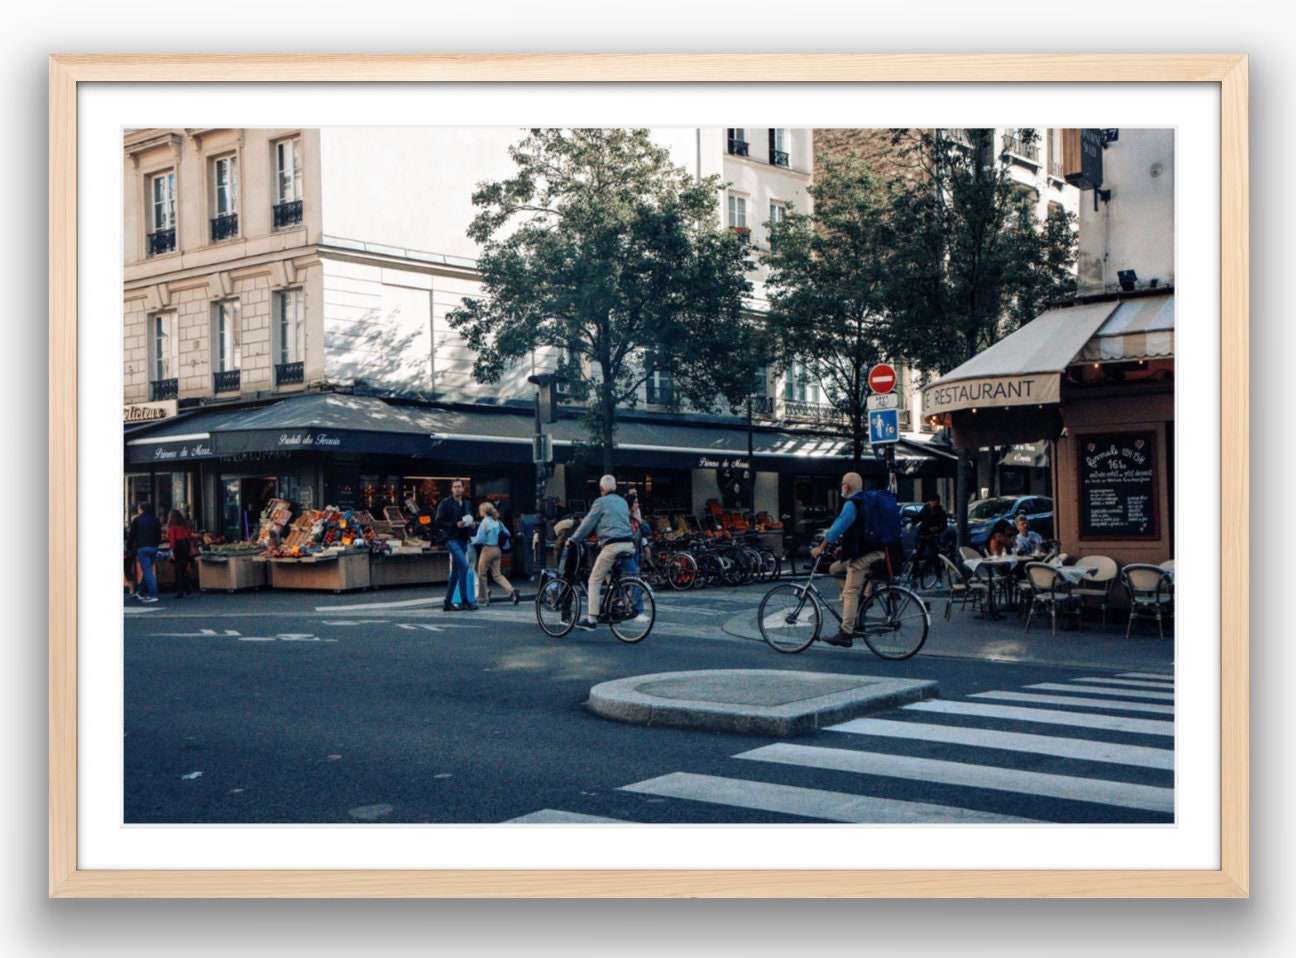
273, 199, 303, 229
149, 378, 178, 401
728, 136, 749, 157
146, 228, 176, 256
210, 212, 239, 242
1002, 131, 1041, 163
213, 368, 241, 393
275, 361, 305, 386
769, 149, 790, 167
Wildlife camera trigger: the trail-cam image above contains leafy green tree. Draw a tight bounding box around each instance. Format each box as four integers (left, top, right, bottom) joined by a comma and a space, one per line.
448, 128, 759, 473
884, 128, 1078, 538
763, 153, 895, 466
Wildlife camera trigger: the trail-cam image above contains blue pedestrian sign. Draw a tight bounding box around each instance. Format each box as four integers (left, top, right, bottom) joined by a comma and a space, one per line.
868, 408, 900, 444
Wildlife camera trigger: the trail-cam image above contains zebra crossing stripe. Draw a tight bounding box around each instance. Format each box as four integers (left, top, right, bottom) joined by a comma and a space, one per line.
826, 718, 1174, 770
619, 772, 1040, 824
971, 691, 1174, 715
737, 744, 1174, 814
1069, 677, 1175, 690
1025, 683, 1175, 701
505, 810, 628, 824
903, 700, 1174, 736
1118, 672, 1175, 681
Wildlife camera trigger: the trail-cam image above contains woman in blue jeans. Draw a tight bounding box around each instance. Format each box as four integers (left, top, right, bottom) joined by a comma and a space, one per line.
434, 479, 478, 611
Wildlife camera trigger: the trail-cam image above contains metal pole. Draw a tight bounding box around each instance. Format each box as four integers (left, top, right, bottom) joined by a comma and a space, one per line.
747, 396, 756, 531
534, 388, 545, 577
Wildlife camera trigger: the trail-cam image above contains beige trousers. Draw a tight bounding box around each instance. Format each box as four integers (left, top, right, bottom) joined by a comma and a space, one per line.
476, 545, 513, 602
588, 541, 636, 620
841, 549, 885, 632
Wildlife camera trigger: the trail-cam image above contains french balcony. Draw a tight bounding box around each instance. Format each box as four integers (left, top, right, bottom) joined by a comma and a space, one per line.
782, 399, 847, 425
213, 368, 241, 393
728, 137, 749, 157
1002, 131, 1041, 165
146, 228, 176, 257
149, 378, 178, 401
769, 149, 790, 167
209, 212, 239, 242
275, 361, 305, 387
273, 199, 303, 229
730, 226, 751, 245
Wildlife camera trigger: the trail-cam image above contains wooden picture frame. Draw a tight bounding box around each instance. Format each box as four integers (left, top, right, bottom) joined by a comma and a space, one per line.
49, 53, 1248, 898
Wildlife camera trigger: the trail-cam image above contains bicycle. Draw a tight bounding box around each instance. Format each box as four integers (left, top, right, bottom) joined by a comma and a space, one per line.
535, 542, 656, 643
900, 531, 948, 591
756, 550, 930, 660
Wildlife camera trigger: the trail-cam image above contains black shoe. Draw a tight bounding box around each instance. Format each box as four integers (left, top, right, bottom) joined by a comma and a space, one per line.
821, 631, 854, 648
511, 590, 521, 605
443, 603, 462, 612
573, 618, 598, 631
464, 604, 480, 611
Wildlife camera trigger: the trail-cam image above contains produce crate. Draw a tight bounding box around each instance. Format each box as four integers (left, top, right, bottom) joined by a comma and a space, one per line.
369, 550, 451, 588
196, 553, 268, 592
267, 550, 371, 593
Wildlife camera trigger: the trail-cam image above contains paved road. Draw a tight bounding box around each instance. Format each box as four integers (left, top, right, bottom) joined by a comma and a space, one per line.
123, 581, 1173, 825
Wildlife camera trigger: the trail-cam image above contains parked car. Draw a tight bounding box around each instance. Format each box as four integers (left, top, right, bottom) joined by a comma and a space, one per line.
965, 495, 1054, 550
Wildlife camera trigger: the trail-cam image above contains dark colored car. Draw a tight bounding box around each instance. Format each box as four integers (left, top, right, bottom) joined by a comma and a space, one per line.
965, 495, 1054, 550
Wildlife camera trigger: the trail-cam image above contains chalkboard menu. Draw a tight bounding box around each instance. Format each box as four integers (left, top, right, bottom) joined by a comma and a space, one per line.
1078, 432, 1158, 539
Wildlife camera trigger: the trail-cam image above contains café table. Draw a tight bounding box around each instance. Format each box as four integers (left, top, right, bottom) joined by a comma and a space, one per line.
964, 555, 1022, 620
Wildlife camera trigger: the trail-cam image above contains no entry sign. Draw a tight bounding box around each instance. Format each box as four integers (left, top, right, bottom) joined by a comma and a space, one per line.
867, 363, 897, 394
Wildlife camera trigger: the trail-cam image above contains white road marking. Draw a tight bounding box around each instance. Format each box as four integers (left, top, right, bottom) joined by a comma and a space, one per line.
620, 772, 1040, 823
737, 744, 1174, 813
826, 718, 1174, 770
904, 700, 1174, 736
505, 810, 629, 824
1070, 677, 1175, 689
971, 691, 1174, 715
1025, 683, 1174, 701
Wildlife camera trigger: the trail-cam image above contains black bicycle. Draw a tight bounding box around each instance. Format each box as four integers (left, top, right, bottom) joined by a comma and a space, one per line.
757, 551, 930, 660
535, 542, 656, 643
900, 531, 948, 591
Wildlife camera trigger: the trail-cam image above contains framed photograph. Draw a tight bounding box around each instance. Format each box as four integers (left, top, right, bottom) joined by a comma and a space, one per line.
50, 54, 1248, 898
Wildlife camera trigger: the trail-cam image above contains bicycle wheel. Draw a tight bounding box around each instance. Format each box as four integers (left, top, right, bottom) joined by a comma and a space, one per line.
757, 548, 782, 583
757, 584, 820, 653
535, 578, 579, 637
607, 578, 655, 643
909, 555, 941, 591
857, 584, 929, 660
667, 552, 697, 590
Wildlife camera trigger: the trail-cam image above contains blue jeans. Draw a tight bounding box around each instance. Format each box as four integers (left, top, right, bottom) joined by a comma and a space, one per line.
623, 550, 643, 615
136, 546, 159, 599
444, 540, 475, 608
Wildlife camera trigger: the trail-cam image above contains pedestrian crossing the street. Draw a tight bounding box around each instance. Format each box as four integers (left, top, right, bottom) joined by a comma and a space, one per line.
507, 671, 1174, 825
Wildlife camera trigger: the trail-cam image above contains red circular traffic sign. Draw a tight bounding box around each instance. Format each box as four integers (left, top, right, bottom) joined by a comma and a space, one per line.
867, 363, 897, 394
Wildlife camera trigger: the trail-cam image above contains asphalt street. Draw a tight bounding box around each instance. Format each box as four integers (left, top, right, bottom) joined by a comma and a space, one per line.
123, 578, 1174, 825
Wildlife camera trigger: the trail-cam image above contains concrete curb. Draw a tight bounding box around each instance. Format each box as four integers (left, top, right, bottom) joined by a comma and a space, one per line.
586, 669, 939, 738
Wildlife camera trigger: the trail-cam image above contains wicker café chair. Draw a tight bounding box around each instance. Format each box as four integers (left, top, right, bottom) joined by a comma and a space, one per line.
1022, 562, 1082, 635
938, 553, 987, 619
1071, 555, 1119, 627
1122, 563, 1175, 639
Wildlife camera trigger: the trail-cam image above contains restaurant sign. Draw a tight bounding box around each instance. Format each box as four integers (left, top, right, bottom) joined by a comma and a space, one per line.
922, 372, 1060, 416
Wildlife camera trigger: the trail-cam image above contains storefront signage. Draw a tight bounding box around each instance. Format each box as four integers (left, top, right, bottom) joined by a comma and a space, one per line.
123, 400, 177, 423
150, 441, 213, 461
922, 372, 1060, 416
1077, 432, 1158, 539
697, 456, 750, 470
277, 432, 344, 448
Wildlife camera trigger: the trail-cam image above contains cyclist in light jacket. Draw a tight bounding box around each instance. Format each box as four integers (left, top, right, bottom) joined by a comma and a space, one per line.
570, 475, 636, 632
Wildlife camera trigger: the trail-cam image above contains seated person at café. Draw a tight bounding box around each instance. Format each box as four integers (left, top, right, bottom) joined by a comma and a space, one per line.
1012, 513, 1046, 556
986, 519, 1014, 557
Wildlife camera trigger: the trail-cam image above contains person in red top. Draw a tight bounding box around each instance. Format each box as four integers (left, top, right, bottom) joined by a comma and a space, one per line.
166, 509, 195, 598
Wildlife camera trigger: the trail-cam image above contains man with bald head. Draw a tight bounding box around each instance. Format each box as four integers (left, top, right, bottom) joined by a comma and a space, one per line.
811, 471, 888, 647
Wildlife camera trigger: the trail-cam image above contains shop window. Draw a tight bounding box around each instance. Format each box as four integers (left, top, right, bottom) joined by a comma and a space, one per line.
209, 154, 239, 241
147, 170, 176, 256
273, 136, 303, 229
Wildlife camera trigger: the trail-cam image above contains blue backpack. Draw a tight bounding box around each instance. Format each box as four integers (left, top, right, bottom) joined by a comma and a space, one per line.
497, 523, 512, 552
843, 488, 902, 557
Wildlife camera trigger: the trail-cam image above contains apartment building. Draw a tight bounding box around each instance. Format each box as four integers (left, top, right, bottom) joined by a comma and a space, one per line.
125, 126, 954, 546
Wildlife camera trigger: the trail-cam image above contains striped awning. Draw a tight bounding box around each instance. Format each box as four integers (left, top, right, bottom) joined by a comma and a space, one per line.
1077, 294, 1175, 362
